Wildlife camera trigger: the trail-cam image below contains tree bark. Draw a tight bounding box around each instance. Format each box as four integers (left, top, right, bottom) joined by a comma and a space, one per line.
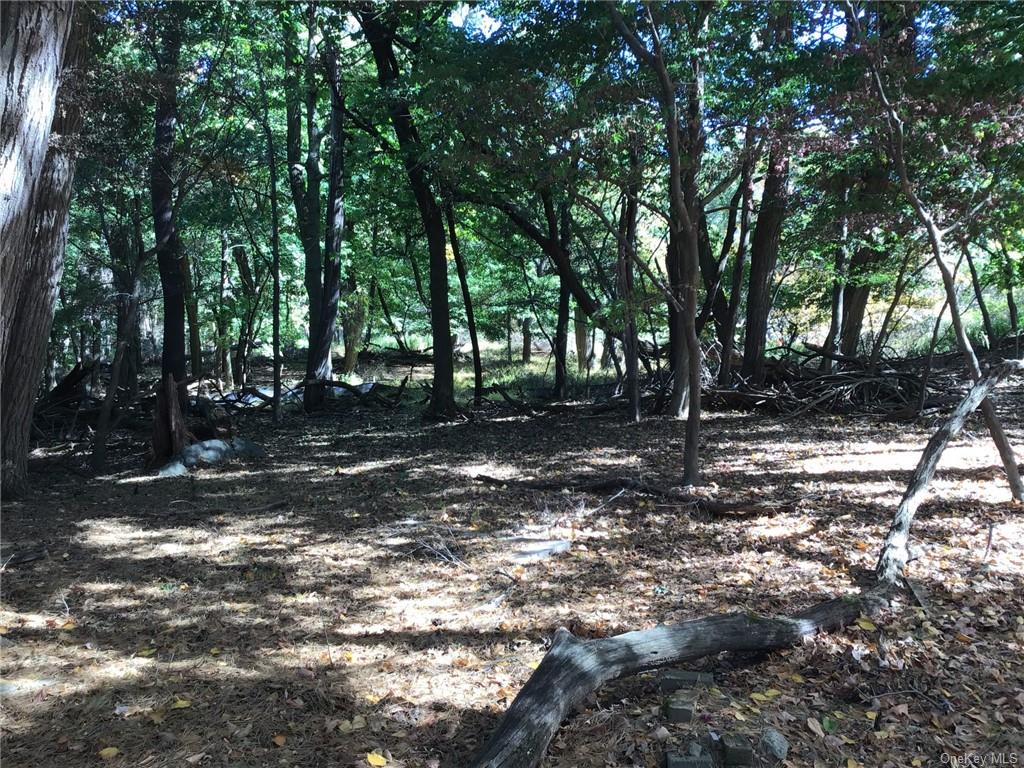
1, 2, 82, 497
574, 305, 588, 374
962, 243, 996, 351
521, 317, 532, 364
553, 282, 570, 400
821, 183, 850, 373
617, 140, 641, 423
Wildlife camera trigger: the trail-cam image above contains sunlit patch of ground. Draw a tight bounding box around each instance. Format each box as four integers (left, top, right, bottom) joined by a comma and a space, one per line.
2, 377, 1022, 767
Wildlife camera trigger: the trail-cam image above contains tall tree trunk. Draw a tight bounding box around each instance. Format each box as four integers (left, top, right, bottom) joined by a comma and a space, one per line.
617, 140, 641, 423
359, 8, 457, 419
821, 183, 850, 373
574, 305, 588, 374
718, 134, 756, 386
868, 250, 913, 370
0, 3, 83, 496
1001, 241, 1019, 336
216, 232, 233, 386
962, 243, 996, 351
304, 43, 345, 412
445, 201, 483, 404
521, 317, 532, 364
553, 282, 570, 399
741, 141, 789, 385
181, 249, 202, 378
151, 7, 186, 408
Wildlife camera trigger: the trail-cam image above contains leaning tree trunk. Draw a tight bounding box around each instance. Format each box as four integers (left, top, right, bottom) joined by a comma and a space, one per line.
877, 359, 1023, 584
962, 243, 996, 351
0, 3, 82, 498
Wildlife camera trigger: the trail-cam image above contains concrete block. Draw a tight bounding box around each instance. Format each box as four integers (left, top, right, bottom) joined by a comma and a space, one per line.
660, 669, 714, 693
663, 692, 697, 723
664, 751, 713, 768
722, 733, 754, 766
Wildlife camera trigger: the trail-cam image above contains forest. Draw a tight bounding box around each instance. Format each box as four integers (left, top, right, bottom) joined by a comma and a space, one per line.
1, 1, 1022, 767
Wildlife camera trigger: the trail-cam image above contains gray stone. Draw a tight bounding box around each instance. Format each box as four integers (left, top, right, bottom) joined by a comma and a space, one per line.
663, 692, 696, 724
664, 751, 713, 768
760, 727, 789, 761
686, 741, 705, 757
722, 733, 754, 766
660, 668, 714, 693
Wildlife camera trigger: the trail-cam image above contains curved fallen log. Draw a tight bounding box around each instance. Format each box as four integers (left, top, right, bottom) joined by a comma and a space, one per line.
469, 592, 884, 768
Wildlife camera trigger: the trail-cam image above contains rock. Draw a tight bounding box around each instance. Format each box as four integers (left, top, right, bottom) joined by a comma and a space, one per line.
181, 439, 232, 467
660, 668, 714, 693
761, 727, 789, 761
722, 733, 754, 766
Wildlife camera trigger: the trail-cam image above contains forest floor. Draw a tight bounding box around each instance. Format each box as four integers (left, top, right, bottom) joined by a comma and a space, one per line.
2, 359, 1023, 768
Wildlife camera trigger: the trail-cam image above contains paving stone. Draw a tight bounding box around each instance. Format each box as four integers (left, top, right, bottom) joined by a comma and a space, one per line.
663, 692, 696, 723
659, 669, 715, 693
722, 733, 754, 766
664, 751, 714, 768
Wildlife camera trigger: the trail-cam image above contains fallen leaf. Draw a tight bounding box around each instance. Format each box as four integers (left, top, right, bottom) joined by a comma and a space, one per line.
60, 620, 77, 631
856, 617, 877, 631
209, 647, 222, 656
170, 698, 192, 709
98, 747, 120, 760
0, 626, 8, 635
790, 673, 806, 683
807, 717, 825, 738
367, 751, 388, 766
865, 711, 878, 721
136, 648, 157, 657
272, 734, 287, 747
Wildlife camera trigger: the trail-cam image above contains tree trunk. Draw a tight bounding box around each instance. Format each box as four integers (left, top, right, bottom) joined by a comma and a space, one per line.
216, 232, 233, 386
0, 3, 82, 497
868, 250, 913, 370
718, 136, 755, 386
469, 595, 871, 768
360, 9, 457, 419
617, 142, 641, 423
445, 201, 483, 404
304, 43, 345, 412
151, 8, 186, 397
821, 184, 850, 373
574, 306, 588, 374
521, 317, 532, 364
741, 140, 789, 385
553, 282, 570, 399
963, 243, 996, 351
876, 360, 1023, 584
181, 249, 202, 378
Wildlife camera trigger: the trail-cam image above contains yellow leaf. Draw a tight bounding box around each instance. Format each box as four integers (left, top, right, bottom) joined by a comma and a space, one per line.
865, 711, 878, 721
209, 647, 222, 656
913, 759, 924, 766
272, 734, 287, 747
732, 709, 747, 721
98, 747, 120, 760
60, 620, 77, 630
764, 688, 782, 698
847, 759, 861, 768
136, 647, 157, 657
856, 617, 877, 631
367, 752, 388, 766
750, 692, 768, 702
0, 626, 9, 635
790, 673, 805, 683
171, 698, 192, 709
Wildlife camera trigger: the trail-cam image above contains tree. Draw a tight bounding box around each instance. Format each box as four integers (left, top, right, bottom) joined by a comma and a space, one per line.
1, 2, 85, 497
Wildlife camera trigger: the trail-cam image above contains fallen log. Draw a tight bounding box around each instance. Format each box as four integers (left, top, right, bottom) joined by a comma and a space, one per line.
469, 591, 886, 768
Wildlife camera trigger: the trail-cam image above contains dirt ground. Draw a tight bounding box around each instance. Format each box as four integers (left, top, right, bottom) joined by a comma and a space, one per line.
2, 366, 1023, 768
